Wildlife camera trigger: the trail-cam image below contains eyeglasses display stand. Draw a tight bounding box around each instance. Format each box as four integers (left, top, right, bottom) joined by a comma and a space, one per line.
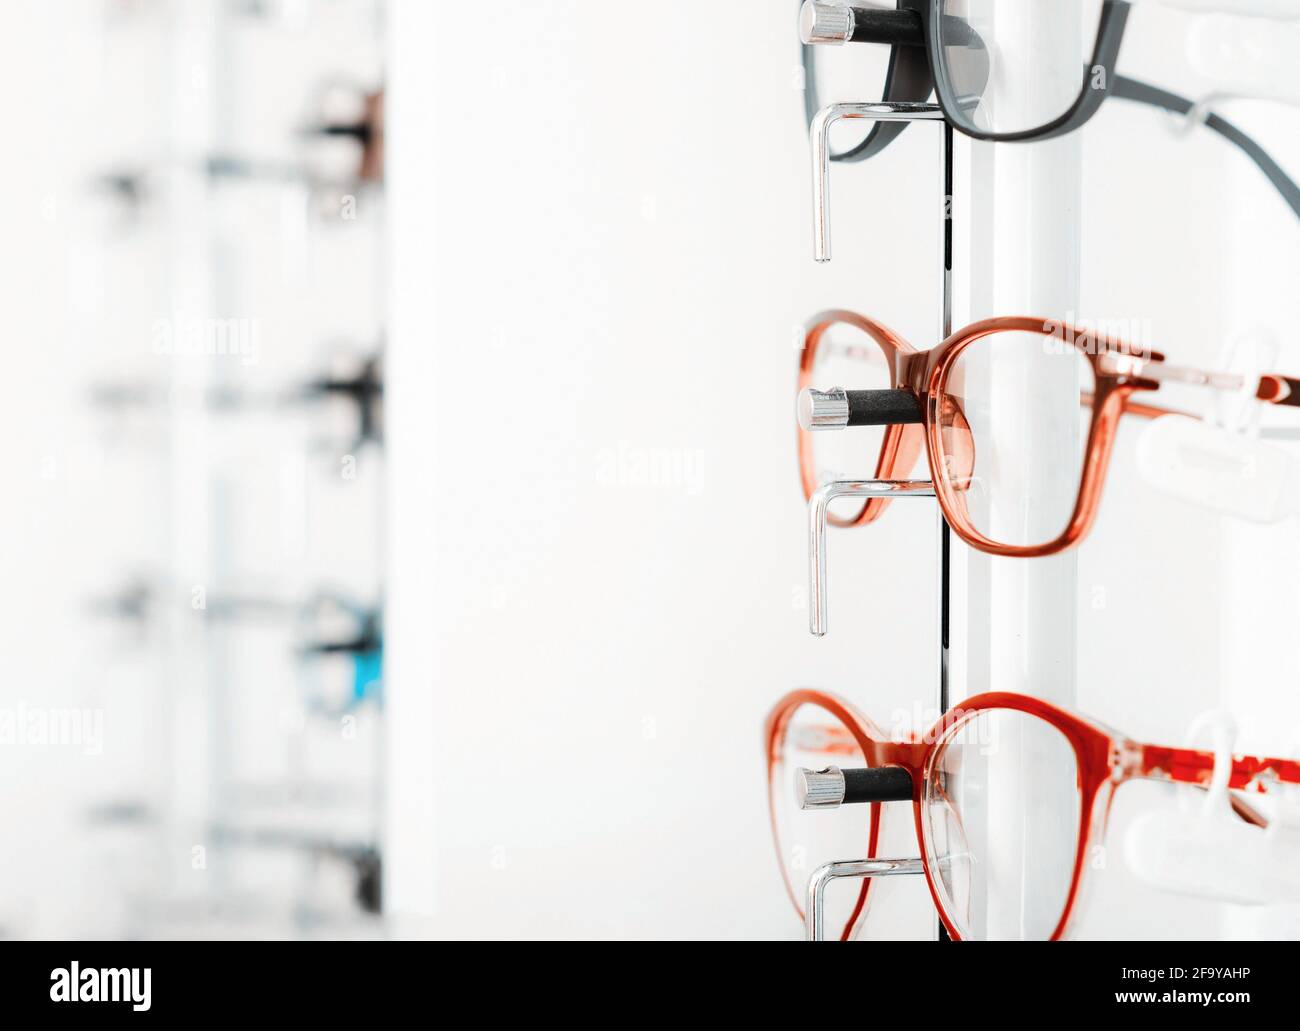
780, 0, 1300, 945
805, 103, 954, 941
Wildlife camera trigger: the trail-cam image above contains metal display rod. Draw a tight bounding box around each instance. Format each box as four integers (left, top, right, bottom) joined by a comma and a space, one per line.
801, 103, 954, 938
807, 479, 935, 638
806, 858, 926, 942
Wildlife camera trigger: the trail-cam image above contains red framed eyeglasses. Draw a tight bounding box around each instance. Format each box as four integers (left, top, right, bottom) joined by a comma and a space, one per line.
797, 310, 1300, 556
765, 688, 1300, 941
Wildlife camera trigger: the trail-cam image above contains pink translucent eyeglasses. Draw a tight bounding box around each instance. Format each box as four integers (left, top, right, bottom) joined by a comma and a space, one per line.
798, 310, 1300, 556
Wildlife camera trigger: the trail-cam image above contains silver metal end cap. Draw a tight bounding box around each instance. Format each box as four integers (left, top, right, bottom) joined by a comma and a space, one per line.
799, 1, 855, 45
795, 766, 846, 810
797, 387, 849, 430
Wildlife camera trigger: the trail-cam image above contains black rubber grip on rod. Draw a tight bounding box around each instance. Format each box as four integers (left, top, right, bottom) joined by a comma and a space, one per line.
846, 389, 923, 426
843, 766, 914, 804
848, 7, 925, 46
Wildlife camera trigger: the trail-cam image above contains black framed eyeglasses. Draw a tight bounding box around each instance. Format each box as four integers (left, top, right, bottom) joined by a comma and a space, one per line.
800, 0, 1300, 221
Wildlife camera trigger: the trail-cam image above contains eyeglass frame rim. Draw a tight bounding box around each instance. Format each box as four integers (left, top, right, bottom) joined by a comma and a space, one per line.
926, 0, 1131, 144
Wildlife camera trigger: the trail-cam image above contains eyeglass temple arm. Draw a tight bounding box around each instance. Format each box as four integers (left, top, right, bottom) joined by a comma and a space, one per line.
1111, 76, 1300, 223
1134, 742, 1300, 792
1129, 742, 1300, 828
1087, 392, 1234, 424
1099, 354, 1300, 409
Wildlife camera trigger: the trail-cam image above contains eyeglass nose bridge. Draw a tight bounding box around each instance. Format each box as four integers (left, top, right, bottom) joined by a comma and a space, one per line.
809, 479, 936, 636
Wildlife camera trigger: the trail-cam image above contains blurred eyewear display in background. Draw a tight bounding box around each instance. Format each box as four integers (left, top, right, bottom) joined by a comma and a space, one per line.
3, 0, 386, 939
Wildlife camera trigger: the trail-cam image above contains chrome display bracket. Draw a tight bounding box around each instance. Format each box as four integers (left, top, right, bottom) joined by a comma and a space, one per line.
802, 101, 954, 942
809, 478, 937, 637
805, 857, 926, 942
